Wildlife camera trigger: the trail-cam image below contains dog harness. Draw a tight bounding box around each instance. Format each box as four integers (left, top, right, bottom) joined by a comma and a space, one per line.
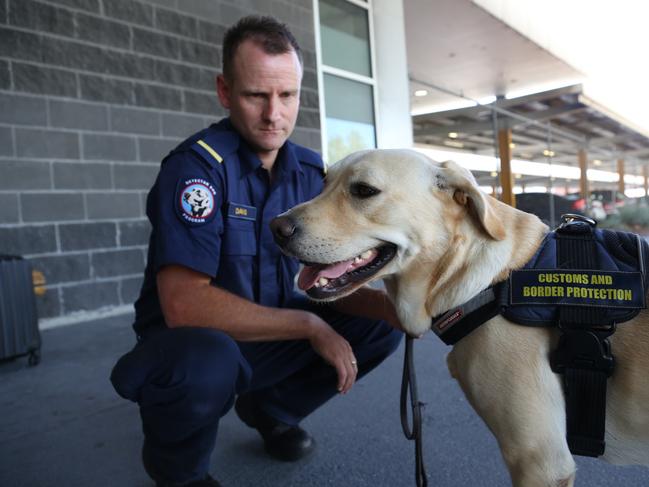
430, 214, 649, 457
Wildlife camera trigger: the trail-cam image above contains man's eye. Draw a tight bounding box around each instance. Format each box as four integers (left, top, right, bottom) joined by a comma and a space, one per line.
350, 182, 380, 198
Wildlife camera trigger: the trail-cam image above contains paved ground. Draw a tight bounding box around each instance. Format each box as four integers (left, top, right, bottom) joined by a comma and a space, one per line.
1, 312, 648, 487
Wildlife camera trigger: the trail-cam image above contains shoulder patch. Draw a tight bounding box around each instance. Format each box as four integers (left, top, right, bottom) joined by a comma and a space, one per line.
175, 178, 217, 225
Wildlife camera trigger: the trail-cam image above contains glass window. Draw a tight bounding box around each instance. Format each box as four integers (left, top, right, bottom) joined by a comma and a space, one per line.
324, 73, 376, 163
319, 0, 372, 77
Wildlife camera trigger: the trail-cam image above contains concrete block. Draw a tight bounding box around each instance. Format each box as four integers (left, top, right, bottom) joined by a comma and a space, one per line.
0, 160, 51, 190
300, 88, 319, 110
184, 90, 224, 116
0, 193, 19, 223
297, 108, 320, 130
291, 127, 321, 153
138, 136, 177, 162
13, 62, 78, 98
0, 27, 42, 63
154, 60, 215, 91
0, 1, 6, 23
110, 106, 160, 135
302, 68, 318, 90
59, 222, 117, 251
0, 126, 13, 156
9, 0, 75, 37
134, 83, 182, 110
43, 0, 100, 13
0, 93, 47, 126
21, 192, 85, 222
179, 0, 220, 21
29, 253, 91, 284
0, 225, 57, 254
133, 27, 180, 59
161, 112, 205, 137
154, 8, 197, 38
119, 219, 151, 246
197, 20, 225, 45
53, 161, 112, 190
179, 38, 220, 66
80, 74, 134, 105
16, 128, 80, 159
0, 60, 9, 89
62, 280, 120, 313
113, 163, 158, 190
86, 192, 142, 219
35, 287, 61, 319
49, 100, 109, 131
75, 12, 131, 49
120, 275, 143, 305
220, 3, 247, 27
146, 0, 175, 8
92, 248, 145, 278
83, 133, 136, 161
104, 0, 153, 27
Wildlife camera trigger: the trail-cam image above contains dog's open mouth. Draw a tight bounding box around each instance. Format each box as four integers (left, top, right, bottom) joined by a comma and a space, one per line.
297, 244, 397, 299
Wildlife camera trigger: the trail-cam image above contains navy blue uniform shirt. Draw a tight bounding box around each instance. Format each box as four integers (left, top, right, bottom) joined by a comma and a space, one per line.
133, 118, 325, 336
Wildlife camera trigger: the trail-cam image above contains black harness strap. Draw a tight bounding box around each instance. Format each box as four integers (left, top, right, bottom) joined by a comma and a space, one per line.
550, 221, 615, 457
400, 336, 428, 487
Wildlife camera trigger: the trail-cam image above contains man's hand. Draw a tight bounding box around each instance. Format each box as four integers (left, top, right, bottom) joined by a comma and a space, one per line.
307, 316, 358, 394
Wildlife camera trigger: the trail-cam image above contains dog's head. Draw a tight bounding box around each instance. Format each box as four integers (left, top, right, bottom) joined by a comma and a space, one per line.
271, 149, 512, 303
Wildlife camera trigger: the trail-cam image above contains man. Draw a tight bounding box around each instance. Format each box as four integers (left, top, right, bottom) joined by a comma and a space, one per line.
111, 16, 402, 487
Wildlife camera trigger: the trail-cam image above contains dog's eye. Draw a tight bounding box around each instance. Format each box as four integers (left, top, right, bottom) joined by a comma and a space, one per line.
350, 182, 380, 199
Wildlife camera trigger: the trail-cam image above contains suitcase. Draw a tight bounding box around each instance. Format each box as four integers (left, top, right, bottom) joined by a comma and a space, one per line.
0, 255, 41, 366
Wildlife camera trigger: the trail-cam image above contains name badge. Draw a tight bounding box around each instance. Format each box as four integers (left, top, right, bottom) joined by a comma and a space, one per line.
227, 202, 257, 221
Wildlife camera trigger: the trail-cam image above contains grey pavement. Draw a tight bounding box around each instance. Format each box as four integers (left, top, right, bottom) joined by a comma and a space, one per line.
1, 313, 648, 487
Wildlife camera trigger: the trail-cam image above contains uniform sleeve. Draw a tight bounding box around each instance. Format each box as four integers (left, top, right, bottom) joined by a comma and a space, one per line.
149, 151, 224, 277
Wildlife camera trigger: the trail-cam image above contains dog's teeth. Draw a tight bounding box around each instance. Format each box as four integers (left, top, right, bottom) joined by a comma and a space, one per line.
314, 281, 321, 288
361, 250, 372, 260
318, 277, 329, 286
354, 256, 362, 264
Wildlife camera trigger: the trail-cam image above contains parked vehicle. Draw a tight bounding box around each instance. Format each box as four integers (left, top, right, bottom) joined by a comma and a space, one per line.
514, 192, 583, 227
567, 190, 626, 216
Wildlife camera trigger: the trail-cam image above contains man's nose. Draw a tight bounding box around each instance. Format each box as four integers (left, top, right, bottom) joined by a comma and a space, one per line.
263, 96, 282, 122
270, 216, 297, 246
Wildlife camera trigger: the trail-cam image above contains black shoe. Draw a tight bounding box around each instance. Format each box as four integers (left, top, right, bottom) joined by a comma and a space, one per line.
235, 393, 315, 462
142, 444, 222, 487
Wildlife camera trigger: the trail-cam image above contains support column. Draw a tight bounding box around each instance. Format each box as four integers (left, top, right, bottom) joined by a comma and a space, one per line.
498, 128, 515, 207
617, 158, 625, 194
578, 149, 589, 204
644, 165, 648, 197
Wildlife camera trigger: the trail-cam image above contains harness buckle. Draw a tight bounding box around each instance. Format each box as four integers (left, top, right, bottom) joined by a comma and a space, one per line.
550, 325, 615, 377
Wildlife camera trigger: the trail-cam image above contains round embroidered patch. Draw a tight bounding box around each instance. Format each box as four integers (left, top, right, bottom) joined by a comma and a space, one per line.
178, 178, 216, 224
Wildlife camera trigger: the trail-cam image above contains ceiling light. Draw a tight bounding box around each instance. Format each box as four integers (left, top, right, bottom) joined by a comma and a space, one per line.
593, 159, 602, 166
543, 149, 555, 157
414, 89, 428, 97
448, 132, 459, 139
515, 174, 522, 179
509, 143, 516, 149
490, 171, 498, 177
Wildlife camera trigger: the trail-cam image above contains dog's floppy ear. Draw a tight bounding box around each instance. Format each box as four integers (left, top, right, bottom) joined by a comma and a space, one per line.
439, 160, 506, 241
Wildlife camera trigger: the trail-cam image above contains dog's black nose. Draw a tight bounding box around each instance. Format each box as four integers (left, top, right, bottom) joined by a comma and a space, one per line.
270, 216, 297, 245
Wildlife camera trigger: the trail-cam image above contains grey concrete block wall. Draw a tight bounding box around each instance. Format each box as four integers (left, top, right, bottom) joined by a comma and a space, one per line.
0, 0, 322, 323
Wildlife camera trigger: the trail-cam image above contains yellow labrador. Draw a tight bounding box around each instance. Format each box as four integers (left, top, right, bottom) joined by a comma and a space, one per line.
271, 149, 649, 487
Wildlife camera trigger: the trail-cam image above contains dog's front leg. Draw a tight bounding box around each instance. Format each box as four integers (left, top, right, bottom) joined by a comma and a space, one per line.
447, 319, 576, 487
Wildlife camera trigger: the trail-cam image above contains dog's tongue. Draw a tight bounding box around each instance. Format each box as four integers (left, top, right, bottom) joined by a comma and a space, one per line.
297, 259, 354, 291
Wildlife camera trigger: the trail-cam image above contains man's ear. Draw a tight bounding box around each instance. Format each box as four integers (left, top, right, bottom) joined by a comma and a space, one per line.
216, 74, 231, 110
440, 160, 506, 241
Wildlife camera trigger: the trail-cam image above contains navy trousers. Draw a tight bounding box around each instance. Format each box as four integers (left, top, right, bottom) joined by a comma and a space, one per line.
110, 297, 402, 484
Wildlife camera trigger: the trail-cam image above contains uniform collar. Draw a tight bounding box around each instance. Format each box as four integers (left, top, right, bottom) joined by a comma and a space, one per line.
237, 135, 302, 179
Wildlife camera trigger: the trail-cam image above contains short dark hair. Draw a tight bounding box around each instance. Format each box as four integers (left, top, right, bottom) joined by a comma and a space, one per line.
222, 16, 302, 81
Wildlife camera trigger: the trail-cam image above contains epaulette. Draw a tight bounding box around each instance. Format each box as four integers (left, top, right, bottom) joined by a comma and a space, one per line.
294, 145, 327, 176
189, 130, 239, 169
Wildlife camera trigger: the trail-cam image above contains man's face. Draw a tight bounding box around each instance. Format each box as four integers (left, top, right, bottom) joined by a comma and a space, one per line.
217, 40, 302, 158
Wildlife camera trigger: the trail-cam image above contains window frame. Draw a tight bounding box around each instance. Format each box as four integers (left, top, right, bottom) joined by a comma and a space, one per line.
313, 0, 380, 164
